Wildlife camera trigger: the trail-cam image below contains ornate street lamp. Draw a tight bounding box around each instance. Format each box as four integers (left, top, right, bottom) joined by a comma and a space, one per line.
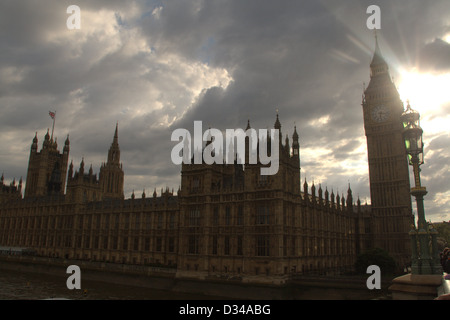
401, 102, 441, 275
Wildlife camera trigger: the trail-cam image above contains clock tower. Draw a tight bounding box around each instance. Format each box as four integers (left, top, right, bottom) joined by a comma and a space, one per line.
362, 35, 413, 268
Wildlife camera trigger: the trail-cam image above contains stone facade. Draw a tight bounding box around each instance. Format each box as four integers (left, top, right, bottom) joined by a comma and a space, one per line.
0, 118, 371, 284
362, 36, 414, 267
0, 38, 412, 284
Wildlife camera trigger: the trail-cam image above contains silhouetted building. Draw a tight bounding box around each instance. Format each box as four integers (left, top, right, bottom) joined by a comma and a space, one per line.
362, 35, 413, 267
0, 37, 412, 283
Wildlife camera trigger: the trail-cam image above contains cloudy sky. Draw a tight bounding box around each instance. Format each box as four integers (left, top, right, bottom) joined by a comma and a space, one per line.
1, 0, 449, 221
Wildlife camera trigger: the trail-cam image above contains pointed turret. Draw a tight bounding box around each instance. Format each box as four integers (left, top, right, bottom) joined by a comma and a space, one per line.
274, 113, 282, 143
99, 123, 124, 200
246, 119, 251, 131
370, 33, 386, 67
292, 126, 299, 157
367, 32, 390, 80
347, 183, 353, 211
274, 113, 281, 130
31, 132, 38, 152
79, 158, 85, 175
108, 122, 120, 165
63, 134, 70, 154
114, 122, 118, 143
42, 129, 51, 149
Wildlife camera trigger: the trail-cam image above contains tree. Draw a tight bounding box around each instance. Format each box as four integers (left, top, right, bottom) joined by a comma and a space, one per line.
434, 222, 450, 252
355, 247, 397, 275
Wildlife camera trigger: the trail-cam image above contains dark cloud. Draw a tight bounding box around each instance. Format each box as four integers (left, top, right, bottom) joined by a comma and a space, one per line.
417, 38, 450, 72
1, 0, 449, 221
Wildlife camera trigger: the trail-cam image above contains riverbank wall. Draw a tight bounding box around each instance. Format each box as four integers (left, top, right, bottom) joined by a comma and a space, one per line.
0, 255, 391, 300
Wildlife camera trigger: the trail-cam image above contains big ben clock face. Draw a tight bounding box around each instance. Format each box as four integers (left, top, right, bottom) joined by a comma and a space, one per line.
371, 105, 390, 123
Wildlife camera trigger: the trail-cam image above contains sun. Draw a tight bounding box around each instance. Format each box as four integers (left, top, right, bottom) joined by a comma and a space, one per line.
397, 69, 450, 136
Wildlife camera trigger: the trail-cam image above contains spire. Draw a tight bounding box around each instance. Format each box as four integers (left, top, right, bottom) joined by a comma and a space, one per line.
31, 132, 38, 152
43, 129, 50, 148
369, 31, 389, 77
292, 125, 299, 141
292, 125, 300, 158
63, 134, 70, 154
347, 183, 353, 203
246, 119, 251, 131
107, 123, 120, 164
114, 122, 119, 143
272, 112, 282, 151
374, 30, 381, 56
79, 158, 85, 175
274, 113, 281, 130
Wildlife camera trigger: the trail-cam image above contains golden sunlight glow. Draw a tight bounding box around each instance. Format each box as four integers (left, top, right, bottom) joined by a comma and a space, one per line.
444, 33, 450, 44
397, 70, 450, 135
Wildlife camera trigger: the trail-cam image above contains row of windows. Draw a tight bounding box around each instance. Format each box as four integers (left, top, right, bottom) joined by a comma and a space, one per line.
188, 235, 269, 257
1, 233, 176, 253
0, 212, 177, 231
188, 206, 269, 226
183, 234, 354, 257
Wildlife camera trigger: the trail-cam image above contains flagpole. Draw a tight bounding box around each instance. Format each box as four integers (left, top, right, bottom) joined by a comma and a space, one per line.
51, 111, 56, 141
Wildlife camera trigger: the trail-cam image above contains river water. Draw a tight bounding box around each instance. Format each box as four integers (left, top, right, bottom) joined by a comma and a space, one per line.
0, 268, 218, 300
0, 267, 390, 300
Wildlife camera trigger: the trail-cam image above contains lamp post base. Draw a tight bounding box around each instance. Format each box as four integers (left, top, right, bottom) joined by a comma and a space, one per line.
389, 273, 449, 300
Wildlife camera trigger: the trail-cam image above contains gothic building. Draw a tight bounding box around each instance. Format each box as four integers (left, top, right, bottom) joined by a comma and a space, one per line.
0, 38, 412, 284
0, 175, 22, 205
66, 123, 124, 203
361, 35, 413, 267
24, 130, 69, 198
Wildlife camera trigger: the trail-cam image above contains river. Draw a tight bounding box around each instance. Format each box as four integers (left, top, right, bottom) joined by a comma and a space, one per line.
0, 268, 220, 300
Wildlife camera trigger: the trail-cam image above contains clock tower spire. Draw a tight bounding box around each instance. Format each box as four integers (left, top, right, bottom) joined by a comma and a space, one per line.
362, 34, 413, 269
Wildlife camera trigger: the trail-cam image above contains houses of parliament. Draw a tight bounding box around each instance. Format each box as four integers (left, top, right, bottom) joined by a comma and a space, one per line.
0, 38, 413, 284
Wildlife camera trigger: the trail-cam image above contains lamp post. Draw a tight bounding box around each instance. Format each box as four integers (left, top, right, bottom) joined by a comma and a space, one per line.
401, 102, 441, 275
